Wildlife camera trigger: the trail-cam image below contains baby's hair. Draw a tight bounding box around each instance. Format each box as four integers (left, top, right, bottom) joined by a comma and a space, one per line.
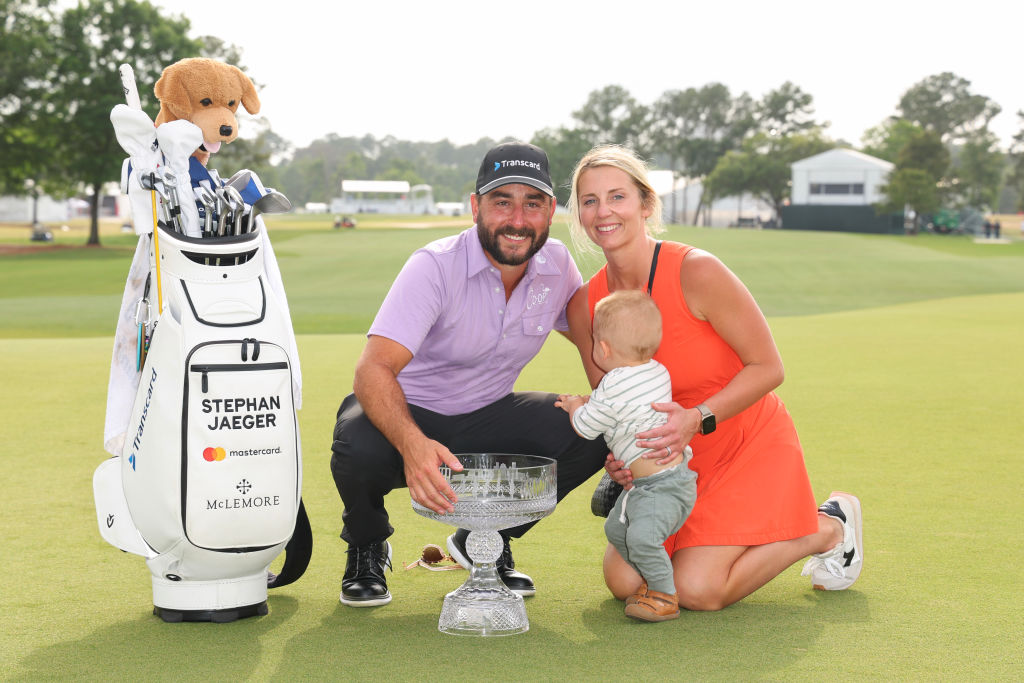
593, 290, 662, 362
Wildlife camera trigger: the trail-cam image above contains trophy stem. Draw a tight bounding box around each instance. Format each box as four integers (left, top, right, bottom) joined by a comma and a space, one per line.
438, 529, 528, 636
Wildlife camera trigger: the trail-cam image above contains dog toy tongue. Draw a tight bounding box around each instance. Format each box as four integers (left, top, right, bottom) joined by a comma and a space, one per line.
204, 141, 222, 154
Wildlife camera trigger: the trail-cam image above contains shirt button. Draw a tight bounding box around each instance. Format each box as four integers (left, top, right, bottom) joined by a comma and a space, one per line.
494, 287, 500, 293
498, 309, 504, 315
536, 325, 543, 332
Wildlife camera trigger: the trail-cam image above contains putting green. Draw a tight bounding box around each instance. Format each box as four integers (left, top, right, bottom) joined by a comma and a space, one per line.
2, 289, 1021, 679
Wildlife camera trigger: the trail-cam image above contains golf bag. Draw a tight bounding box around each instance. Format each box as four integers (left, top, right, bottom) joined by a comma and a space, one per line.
96, 100, 310, 622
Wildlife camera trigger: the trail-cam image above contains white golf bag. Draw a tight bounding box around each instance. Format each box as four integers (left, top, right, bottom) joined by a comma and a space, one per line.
96, 96, 310, 622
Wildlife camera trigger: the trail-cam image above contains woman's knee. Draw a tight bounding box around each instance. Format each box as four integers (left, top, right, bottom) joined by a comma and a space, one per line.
675, 582, 727, 611
602, 544, 643, 601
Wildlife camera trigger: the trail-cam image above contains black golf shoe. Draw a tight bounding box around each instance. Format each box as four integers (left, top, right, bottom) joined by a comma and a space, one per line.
446, 528, 535, 597
340, 540, 392, 607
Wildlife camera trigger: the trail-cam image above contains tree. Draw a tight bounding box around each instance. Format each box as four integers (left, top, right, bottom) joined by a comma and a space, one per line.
861, 119, 925, 163
896, 129, 950, 181
878, 168, 940, 234
572, 85, 652, 156
1009, 111, 1024, 211
897, 72, 1001, 144
755, 81, 819, 136
876, 129, 949, 233
531, 126, 600, 206
0, 0, 67, 201
48, 0, 202, 245
950, 130, 1003, 211
706, 131, 833, 222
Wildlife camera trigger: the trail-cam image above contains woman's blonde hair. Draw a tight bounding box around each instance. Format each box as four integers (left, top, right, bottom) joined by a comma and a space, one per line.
567, 144, 664, 254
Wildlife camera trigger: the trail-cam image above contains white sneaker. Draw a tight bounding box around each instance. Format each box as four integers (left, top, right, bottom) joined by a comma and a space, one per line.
801, 491, 863, 590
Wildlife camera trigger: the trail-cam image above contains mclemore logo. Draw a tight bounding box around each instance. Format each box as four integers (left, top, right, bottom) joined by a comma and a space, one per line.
205, 478, 281, 511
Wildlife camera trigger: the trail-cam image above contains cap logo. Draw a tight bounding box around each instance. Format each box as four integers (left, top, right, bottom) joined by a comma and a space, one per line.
494, 162, 501, 171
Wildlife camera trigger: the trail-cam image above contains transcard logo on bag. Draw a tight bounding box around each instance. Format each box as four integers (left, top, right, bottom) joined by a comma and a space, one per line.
203, 394, 281, 430
128, 368, 158, 471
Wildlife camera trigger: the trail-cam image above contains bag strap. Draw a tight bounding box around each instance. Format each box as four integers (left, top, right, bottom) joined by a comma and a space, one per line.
267, 498, 313, 589
646, 241, 662, 295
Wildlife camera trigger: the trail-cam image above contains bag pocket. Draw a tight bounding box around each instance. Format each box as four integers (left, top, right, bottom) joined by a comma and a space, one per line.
183, 339, 299, 551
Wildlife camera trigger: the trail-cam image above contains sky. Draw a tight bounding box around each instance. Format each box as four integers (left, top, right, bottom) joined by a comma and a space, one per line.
142, 0, 1023, 154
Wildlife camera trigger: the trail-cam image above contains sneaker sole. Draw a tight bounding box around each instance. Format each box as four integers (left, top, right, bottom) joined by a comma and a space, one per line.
813, 490, 863, 591
446, 534, 536, 597
339, 593, 392, 607
624, 604, 680, 622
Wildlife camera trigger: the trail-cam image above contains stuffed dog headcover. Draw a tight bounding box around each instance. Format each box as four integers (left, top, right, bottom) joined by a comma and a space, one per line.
154, 58, 260, 164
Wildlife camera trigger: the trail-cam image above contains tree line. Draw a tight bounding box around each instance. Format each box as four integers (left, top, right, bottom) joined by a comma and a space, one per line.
3, 0, 1023, 245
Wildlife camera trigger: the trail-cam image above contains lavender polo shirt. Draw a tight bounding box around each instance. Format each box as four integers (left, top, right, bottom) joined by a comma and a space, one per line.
368, 226, 583, 415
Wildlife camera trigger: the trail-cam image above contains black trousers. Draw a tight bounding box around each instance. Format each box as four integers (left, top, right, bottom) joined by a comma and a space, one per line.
330, 391, 608, 546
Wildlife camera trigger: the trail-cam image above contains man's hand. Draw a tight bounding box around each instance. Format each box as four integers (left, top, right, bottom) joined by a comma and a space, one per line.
604, 453, 634, 491
403, 438, 464, 514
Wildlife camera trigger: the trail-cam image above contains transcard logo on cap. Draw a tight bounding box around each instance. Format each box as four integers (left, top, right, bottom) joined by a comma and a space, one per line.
477, 142, 554, 197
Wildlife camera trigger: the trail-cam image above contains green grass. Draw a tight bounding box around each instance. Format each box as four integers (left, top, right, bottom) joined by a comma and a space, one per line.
4, 219, 1024, 337
2, 218, 1023, 680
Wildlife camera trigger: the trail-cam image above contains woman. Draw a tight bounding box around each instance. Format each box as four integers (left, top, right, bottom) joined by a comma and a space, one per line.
565, 145, 864, 611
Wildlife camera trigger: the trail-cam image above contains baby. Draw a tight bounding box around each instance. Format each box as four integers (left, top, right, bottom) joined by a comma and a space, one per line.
557, 289, 697, 622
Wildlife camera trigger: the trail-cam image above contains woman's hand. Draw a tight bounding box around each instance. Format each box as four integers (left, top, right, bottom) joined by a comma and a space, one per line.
635, 402, 700, 464
604, 453, 633, 490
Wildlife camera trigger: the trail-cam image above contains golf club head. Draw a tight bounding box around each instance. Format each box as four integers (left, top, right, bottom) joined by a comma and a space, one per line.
138, 171, 169, 200
222, 186, 245, 236
195, 186, 217, 236
225, 169, 253, 192
253, 191, 293, 214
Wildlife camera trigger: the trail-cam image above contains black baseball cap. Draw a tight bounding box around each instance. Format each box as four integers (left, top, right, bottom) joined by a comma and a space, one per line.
475, 142, 554, 197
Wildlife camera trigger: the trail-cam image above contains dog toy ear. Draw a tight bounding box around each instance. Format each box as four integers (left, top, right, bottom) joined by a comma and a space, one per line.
153, 65, 192, 123
233, 65, 261, 115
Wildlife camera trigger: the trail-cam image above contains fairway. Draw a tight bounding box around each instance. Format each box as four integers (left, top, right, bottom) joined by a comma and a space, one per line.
1, 220, 1022, 680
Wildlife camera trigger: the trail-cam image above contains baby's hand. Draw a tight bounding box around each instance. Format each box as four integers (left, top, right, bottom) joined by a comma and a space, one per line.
555, 394, 588, 414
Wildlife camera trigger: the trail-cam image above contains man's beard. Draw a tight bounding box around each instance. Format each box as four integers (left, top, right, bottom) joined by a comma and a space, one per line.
477, 222, 550, 266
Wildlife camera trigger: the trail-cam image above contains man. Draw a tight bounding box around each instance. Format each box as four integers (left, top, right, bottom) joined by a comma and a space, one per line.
330, 141, 609, 607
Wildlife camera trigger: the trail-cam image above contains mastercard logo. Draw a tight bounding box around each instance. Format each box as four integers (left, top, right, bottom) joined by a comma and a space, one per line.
203, 447, 227, 462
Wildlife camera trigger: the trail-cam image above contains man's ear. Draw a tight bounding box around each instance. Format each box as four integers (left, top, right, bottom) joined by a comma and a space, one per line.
470, 193, 480, 222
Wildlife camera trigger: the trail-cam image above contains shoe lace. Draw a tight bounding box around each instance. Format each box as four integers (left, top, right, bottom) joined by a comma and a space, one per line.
348, 543, 391, 581
801, 555, 847, 579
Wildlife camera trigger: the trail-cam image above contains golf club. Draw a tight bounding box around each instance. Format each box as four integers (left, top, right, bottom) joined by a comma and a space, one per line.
249, 190, 293, 232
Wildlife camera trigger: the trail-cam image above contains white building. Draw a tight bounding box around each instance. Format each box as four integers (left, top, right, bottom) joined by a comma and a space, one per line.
790, 148, 893, 206
329, 180, 435, 214
660, 180, 774, 227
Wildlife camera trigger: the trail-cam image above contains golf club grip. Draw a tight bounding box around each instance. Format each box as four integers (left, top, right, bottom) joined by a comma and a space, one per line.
119, 64, 142, 110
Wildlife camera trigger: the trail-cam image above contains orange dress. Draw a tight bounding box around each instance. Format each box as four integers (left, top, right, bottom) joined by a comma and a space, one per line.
588, 242, 817, 550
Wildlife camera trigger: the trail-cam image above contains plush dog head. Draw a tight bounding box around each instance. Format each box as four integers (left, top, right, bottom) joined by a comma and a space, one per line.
154, 58, 260, 164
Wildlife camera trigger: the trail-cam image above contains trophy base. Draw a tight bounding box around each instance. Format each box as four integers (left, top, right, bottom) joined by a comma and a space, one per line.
439, 584, 528, 636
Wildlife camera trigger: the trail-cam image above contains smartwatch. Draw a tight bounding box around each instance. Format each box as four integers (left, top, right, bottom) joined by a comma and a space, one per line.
696, 403, 716, 435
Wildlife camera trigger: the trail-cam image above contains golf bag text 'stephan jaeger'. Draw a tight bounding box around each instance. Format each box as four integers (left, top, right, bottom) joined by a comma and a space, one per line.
95, 63, 311, 623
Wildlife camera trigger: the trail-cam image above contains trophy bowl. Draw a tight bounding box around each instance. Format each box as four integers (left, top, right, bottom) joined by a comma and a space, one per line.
411, 453, 556, 636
